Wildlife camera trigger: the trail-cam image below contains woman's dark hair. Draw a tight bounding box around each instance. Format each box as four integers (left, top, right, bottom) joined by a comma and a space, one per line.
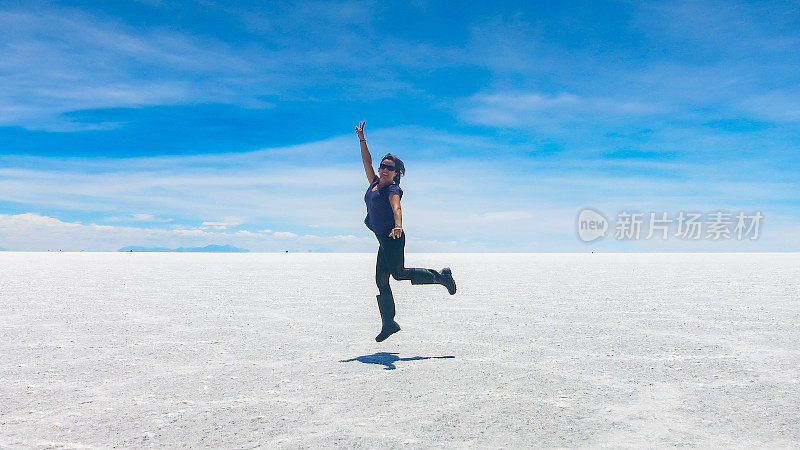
381, 153, 405, 185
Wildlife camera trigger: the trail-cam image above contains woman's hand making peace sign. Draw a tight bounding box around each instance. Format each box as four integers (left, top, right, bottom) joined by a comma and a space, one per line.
355, 121, 366, 141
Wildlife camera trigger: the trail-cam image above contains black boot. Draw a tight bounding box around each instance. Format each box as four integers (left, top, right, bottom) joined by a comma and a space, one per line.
375, 294, 401, 342
439, 268, 457, 295
409, 268, 457, 295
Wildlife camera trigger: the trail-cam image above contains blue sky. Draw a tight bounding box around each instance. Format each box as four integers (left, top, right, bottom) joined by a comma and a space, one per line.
1, 0, 798, 251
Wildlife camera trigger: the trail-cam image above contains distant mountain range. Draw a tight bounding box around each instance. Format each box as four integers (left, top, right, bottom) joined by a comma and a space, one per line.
118, 244, 249, 253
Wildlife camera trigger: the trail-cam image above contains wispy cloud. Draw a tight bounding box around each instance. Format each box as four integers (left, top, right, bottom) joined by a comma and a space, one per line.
0, 2, 466, 131
201, 218, 242, 230
0, 212, 474, 252
128, 213, 172, 222
0, 8, 265, 130
1, 126, 797, 251
0, 213, 377, 252
1, 1, 798, 252
460, 91, 665, 130
5, 0, 798, 133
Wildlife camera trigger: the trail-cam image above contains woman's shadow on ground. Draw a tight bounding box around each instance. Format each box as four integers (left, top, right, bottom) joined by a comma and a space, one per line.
340, 352, 455, 370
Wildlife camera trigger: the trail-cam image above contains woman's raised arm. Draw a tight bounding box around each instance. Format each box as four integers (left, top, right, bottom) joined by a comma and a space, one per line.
356, 121, 376, 184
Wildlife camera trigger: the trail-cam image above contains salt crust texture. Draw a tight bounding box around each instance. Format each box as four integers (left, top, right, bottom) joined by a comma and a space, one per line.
1, 252, 798, 448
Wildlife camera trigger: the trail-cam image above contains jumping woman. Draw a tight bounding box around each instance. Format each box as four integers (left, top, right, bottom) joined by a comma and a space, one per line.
356, 121, 457, 342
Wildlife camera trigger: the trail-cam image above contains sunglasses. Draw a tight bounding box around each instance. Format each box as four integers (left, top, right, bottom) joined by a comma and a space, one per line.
379, 163, 396, 172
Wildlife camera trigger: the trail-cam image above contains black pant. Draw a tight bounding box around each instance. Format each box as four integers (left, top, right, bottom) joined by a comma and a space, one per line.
374, 232, 440, 324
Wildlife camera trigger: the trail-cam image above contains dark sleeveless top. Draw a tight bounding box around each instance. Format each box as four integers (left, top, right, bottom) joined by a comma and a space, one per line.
364, 175, 403, 235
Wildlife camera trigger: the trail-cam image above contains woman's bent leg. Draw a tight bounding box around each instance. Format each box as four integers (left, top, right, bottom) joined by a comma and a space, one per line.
379, 233, 457, 294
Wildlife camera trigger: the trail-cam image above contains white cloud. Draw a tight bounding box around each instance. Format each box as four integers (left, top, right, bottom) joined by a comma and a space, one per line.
201, 218, 242, 230
460, 91, 665, 129
738, 92, 800, 122
0, 129, 796, 252
129, 213, 172, 222
457, 2, 800, 128
0, 4, 465, 131
0, 136, 368, 230
0, 213, 378, 252
3, 0, 798, 134
0, 7, 269, 130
